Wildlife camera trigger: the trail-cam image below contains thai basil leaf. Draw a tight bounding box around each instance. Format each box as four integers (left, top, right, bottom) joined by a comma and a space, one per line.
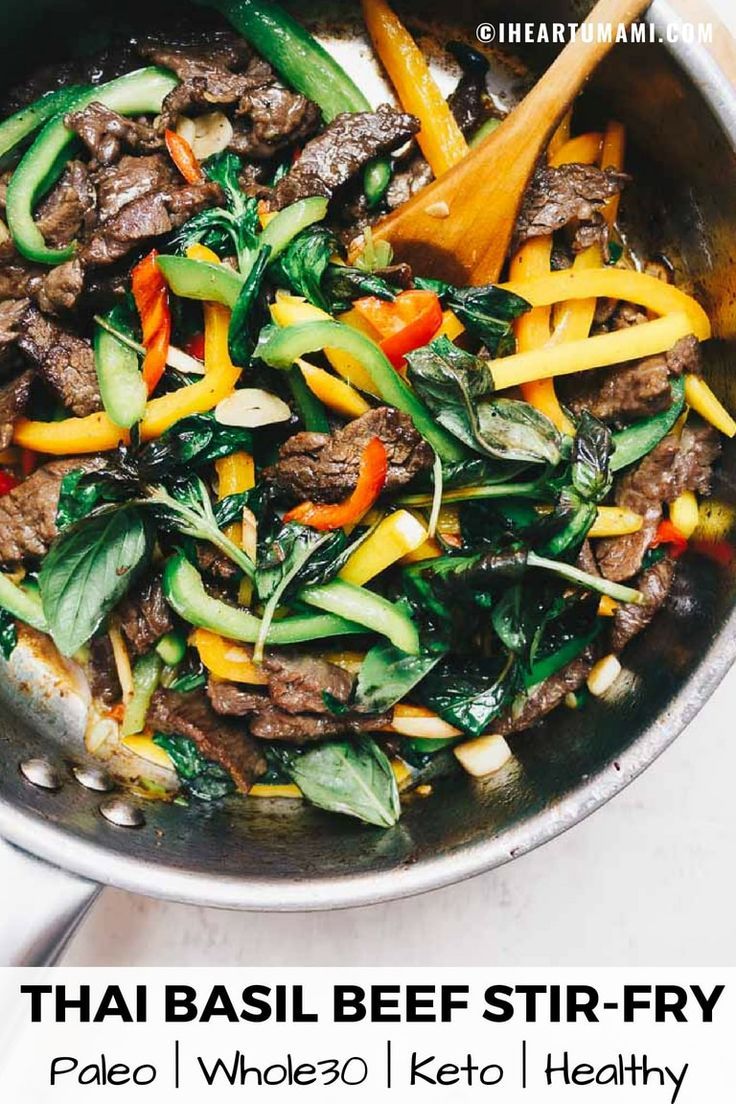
572, 412, 613, 503
256, 522, 346, 602
419, 654, 519, 737
274, 737, 401, 828
138, 413, 253, 476
416, 277, 530, 356
354, 641, 447, 713
0, 608, 18, 661
153, 734, 235, 801
228, 244, 271, 365
38, 507, 151, 656
213, 492, 250, 530
270, 225, 336, 310
407, 337, 561, 465
174, 152, 259, 269
322, 265, 397, 314
56, 468, 127, 531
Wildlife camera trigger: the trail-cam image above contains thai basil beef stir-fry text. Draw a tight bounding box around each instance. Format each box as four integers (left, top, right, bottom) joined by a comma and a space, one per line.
0, 0, 731, 827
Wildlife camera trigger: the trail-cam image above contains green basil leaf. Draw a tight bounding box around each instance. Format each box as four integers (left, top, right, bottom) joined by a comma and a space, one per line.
415, 278, 530, 355
270, 225, 337, 311
354, 641, 447, 713
39, 507, 151, 656
228, 244, 271, 365
407, 337, 561, 465
419, 654, 519, 737
0, 608, 18, 661
572, 412, 613, 503
153, 734, 235, 801
278, 737, 401, 828
56, 468, 126, 531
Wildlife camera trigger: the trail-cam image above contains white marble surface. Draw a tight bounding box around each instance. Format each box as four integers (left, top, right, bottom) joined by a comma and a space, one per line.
63, 0, 736, 968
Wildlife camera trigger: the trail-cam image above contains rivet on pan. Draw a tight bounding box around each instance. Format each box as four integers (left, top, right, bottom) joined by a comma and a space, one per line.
19, 758, 62, 791
99, 798, 145, 829
73, 764, 114, 793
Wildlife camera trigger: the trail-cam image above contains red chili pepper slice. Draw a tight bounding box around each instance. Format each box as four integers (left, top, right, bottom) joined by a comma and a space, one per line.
353, 289, 443, 372
284, 438, 388, 531
164, 129, 204, 185
651, 518, 688, 558
0, 471, 19, 495
131, 250, 172, 395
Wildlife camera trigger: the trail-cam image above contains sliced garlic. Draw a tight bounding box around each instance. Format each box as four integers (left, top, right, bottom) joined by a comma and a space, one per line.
177, 111, 233, 161
454, 733, 513, 778
425, 200, 450, 219
215, 389, 292, 429
166, 345, 205, 375
587, 653, 622, 697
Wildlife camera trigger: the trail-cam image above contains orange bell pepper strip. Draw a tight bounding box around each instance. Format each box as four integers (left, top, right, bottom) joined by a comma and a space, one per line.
361, 0, 467, 177
14, 295, 240, 454
285, 438, 388, 531
353, 289, 443, 371
131, 249, 172, 394
164, 129, 204, 184
190, 629, 269, 685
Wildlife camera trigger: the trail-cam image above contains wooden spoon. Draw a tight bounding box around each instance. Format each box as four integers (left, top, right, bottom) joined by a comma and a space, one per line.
370, 0, 652, 286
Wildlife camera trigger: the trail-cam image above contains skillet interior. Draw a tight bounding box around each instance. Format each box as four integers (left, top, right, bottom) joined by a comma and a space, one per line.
0, 0, 735, 909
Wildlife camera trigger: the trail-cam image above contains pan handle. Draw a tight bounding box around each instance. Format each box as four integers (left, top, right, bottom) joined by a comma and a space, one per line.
0, 838, 100, 966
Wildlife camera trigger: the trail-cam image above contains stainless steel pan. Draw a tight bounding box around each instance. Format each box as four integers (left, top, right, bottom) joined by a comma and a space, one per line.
1, 0, 735, 966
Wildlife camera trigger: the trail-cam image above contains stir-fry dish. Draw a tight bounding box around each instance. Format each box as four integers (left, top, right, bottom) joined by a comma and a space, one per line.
0, 0, 733, 828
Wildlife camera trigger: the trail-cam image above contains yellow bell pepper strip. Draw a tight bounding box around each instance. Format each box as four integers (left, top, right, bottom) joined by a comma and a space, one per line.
191, 628, 269, 684
122, 734, 174, 771
297, 359, 370, 419
14, 268, 242, 454
389, 704, 462, 740
588, 506, 643, 538
216, 451, 255, 497
435, 309, 465, 342
271, 293, 379, 395
549, 122, 626, 347
597, 596, 618, 618
490, 311, 700, 393
250, 782, 302, 799
361, 0, 468, 177
498, 268, 710, 336
339, 510, 428, 585
669, 491, 700, 540
684, 374, 736, 437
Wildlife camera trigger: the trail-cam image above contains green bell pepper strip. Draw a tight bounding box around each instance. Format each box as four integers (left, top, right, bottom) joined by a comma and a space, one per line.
156, 255, 244, 309
287, 363, 330, 432
94, 313, 147, 430
610, 375, 686, 473
258, 321, 468, 463
260, 196, 329, 261
0, 85, 91, 169
299, 579, 420, 656
121, 652, 163, 737
0, 573, 48, 634
6, 67, 178, 266
198, 0, 391, 206
156, 631, 188, 666
163, 553, 363, 645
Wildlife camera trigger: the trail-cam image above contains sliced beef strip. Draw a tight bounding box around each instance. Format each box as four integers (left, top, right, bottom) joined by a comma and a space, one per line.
34, 161, 96, 248
93, 153, 179, 223
206, 678, 388, 746
148, 688, 266, 794
268, 406, 433, 504
262, 651, 354, 716
0, 259, 44, 301
138, 36, 254, 125
512, 162, 629, 255
270, 105, 420, 211
610, 557, 676, 653
492, 645, 598, 737
596, 424, 721, 581
66, 102, 163, 165
0, 368, 34, 449
81, 179, 223, 268
0, 298, 29, 353
0, 457, 103, 565
195, 542, 241, 582
227, 56, 321, 159
666, 334, 702, 376
17, 306, 101, 417
87, 633, 122, 705
36, 258, 86, 316
117, 576, 174, 657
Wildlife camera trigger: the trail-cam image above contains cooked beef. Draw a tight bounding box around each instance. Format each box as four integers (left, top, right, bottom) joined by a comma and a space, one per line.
34, 161, 96, 247
596, 424, 721, 581
561, 335, 700, 425
575, 539, 601, 578
227, 57, 321, 159
93, 153, 179, 223
118, 576, 174, 657
493, 645, 598, 737
270, 105, 420, 210
82, 179, 223, 267
138, 36, 254, 124
262, 651, 354, 715
0, 298, 29, 353
195, 542, 241, 581
0, 457, 102, 564
268, 406, 433, 503
0, 259, 44, 300
36, 259, 86, 315
207, 677, 387, 746
610, 557, 676, 653
88, 633, 122, 705
386, 152, 434, 210
0, 368, 34, 449
66, 102, 162, 165
446, 43, 494, 137
17, 306, 101, 416
148, 687, 266, 793
512, 162, 629, 255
